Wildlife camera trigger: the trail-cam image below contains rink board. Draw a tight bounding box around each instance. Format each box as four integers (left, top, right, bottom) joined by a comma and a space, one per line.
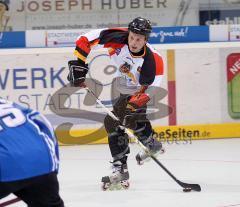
56, 122, 240, 145
1, 43, 240, 145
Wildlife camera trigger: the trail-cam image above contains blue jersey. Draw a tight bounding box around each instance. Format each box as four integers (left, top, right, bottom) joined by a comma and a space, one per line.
0, 98, 59, 182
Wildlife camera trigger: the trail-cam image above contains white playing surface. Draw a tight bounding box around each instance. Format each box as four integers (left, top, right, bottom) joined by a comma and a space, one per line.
2, 139, 240, 207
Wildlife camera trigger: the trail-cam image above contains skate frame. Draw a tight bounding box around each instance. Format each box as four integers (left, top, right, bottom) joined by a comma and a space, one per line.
85, 87, 201, 192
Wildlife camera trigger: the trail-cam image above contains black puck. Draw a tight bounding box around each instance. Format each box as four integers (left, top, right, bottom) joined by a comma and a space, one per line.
183, 188, 192, 192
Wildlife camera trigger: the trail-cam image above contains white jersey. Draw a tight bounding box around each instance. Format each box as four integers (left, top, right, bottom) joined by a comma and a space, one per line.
74, 28, 164, 95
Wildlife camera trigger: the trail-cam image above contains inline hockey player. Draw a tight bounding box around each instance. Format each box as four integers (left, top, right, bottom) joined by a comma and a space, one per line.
0, 98, 64, 206
67, 17, 165, 190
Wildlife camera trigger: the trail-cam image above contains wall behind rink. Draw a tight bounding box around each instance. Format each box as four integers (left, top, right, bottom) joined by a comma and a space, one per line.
2, 0, 199, 31
0, 43, 240, 144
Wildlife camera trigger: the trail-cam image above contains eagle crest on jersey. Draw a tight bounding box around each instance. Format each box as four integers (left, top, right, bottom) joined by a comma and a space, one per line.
119, 62, 131, 73
119, 62, 137, 84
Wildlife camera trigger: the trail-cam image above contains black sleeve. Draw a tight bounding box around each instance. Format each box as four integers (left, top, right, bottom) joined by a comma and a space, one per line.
139, 47, 156, 85
98, 29, 128, 45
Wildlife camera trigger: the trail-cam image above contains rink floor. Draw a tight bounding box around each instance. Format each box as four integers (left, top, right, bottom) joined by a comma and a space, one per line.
1, 138, 240, 207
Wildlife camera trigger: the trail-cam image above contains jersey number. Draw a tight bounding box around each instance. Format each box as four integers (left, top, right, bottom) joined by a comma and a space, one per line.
0, 104, 26, 131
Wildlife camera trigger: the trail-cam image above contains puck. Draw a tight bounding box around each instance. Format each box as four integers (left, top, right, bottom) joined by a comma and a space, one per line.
183, 188, 192, 192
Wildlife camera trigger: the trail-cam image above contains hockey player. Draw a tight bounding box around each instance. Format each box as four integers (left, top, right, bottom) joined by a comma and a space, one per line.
67, 17, 164, 190
0, 98, 64, 206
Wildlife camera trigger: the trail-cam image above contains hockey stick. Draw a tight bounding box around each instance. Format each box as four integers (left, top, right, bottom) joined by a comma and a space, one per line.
85, 87, 201, 192
0, 198, 21, 207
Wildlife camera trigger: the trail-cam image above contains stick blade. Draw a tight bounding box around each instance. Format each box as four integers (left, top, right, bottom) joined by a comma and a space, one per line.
178, 181, 201, 192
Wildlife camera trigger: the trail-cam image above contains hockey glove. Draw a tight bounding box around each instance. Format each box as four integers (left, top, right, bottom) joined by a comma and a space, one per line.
123, 93, 150, 129
126, 93, 150, 112
67, 60, 89, 87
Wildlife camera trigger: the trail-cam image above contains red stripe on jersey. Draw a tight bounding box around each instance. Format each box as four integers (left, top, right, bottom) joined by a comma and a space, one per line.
153, 52, 164, 75
104, 42, 125, 49
76, 36, 91, 55
90, 39, 100, 48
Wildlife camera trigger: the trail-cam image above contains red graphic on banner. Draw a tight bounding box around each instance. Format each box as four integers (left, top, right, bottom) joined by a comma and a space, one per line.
227, 53, 240, 82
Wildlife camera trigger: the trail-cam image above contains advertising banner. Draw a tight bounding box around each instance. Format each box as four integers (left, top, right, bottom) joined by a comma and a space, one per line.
0, 52, 71, 115
0, 31, 25, 48
0, 48, 170, 144
1, 44, 240, 144
209, 25, 228, 42
45, 29, 89, 47
24, 25, 240, 48
229, 25, 240, 41
2, 0, 198, 31
150, 26, 209, 44
200, 9, 240, 25
227, 53, 240, 119
25, 26, 211, 48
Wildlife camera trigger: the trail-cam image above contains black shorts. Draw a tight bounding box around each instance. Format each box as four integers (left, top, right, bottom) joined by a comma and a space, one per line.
0, 172, 64, 207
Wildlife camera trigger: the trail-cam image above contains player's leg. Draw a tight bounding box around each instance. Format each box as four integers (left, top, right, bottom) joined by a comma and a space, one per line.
123, 103, 164, 165
103, 114, 129, 183
13, 172, 64, 207
0, 179, 26, 200
105, 94, 130, 162
102, 95, 130, 189
134, 120, 165, 165
0, 182, 12, 199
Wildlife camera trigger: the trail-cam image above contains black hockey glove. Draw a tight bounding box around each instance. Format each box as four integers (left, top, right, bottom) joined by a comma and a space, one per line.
123, 93, 150, 129
67, 60, 89, 87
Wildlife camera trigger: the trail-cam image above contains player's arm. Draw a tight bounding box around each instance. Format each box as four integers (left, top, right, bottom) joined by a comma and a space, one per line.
67, 28, 128, 87
138, 48, 164, 94
74, 29, 104, 63
67, 29, 105, 87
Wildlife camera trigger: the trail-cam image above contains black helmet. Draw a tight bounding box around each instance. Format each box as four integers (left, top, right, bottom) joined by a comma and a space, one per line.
128, 17, 152, 39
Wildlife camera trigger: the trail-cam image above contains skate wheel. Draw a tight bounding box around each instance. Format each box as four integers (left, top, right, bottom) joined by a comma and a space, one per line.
136, 154, 144, 166
160, 147, 165, 154
121, 180, 130, 189
137, 160, 144, 165
101, 182, 110, 191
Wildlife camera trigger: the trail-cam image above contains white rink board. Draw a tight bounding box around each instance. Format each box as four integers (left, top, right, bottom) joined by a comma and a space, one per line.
1, 42, 240, 128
